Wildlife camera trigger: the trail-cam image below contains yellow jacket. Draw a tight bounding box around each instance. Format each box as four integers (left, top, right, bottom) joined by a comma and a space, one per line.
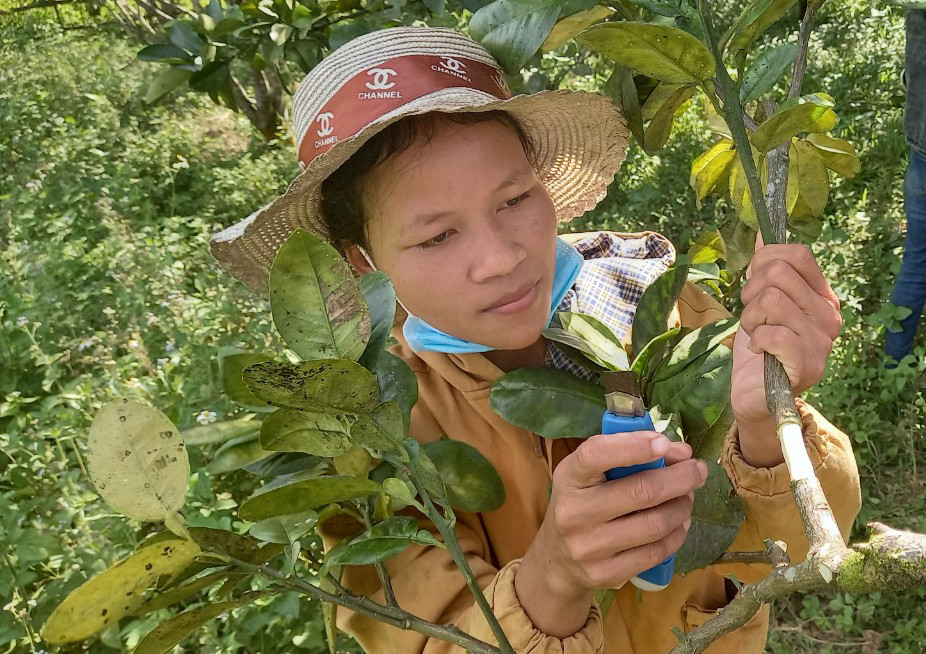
323, 232, 861, 653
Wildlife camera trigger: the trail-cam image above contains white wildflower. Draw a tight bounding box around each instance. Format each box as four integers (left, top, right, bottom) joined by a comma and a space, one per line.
196, 410, 217, 425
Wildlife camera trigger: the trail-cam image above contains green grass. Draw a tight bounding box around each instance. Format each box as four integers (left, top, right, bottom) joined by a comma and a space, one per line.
1, 1, 923, 653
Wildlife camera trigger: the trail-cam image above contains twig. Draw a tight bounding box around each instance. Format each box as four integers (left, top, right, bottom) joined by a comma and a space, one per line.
214, 554, 502, 654
358, 500, 399, 608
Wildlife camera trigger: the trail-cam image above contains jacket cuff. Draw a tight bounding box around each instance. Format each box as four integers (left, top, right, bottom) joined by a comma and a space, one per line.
722, 398, 828, 497
486, 559, 605, 653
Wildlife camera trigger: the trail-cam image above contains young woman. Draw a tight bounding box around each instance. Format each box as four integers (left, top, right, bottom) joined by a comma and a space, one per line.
211, 26, 861, 654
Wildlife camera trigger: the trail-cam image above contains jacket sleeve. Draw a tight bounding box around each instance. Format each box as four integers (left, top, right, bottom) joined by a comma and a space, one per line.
319, 516, 605, 654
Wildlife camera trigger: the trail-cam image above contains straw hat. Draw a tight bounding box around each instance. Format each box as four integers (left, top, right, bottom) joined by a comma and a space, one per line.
210, 25, 629, 294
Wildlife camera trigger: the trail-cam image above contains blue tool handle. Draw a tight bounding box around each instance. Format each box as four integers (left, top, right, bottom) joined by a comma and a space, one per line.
601, 411, 675, 591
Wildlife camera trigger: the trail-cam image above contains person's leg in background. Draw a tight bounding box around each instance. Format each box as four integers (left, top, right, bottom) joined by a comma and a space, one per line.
886, 146, 926, 362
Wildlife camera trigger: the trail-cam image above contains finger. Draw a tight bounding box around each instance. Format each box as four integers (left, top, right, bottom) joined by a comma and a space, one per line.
662, 441, 693, 466
747, 244, 838, 306
594, 495, 693, 556
740, 287, 837, 350
586, 524, 689, 590
558, 432, 670, 489
589, 458, 708, 520
741, 261, 842, 339
746, 324, 828, 390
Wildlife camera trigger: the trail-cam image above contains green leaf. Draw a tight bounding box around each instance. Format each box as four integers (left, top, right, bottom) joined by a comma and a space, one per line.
383, 478, 419, 511
578, 22, 715, 84
259, 408, 352, 457
558, 312, 629, 371
689, 230, 727, 265
168, 21, 204, 54
370, 351, 418, 430
625, 0, 686, 16
604, 66, 644, 145
218, 347, 275, 411
787, 138, 830, 219
269, 229, 371, 362
423, 440, 506, 513
630, 260, 688, 358
653, 317, 739, 383
208, 433, 274, 474
349, 402, 404, 452
739, 43, 798, 104
541, 327, 608, 373
238, 476, 382, 521
690, 139, 736, 206
143, 67, 192, 104
182, 417, 261, 446
133, 591, 271, 654
86, 399, 189, 522
650, 345, 732, 438
631, 327, 680, 382
358, 272, 396, 366
138, 44, 193, 64
750, 94, 838, 153
470, 0, 594, 73
674, 460, 745, 574
189, 60, 235, 110
41, 539, 201, 644
324, 516, 443, 567
490, 367, 605, 440
642, 84, 695, 154
541, 5, 613, 52
720, 218, 756, 275
805, 132, 861, 179
248, 511, 318, 544
686, 403, 735, 461
242, 359, 379, 414
333, 445, 372, 477
723, 0, 798, 55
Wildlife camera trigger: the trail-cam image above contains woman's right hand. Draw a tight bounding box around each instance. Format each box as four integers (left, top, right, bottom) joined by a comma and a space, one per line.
514, 432, 708, 638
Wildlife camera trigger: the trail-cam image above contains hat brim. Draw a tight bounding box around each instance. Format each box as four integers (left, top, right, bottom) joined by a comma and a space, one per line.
210, 88, 628, 294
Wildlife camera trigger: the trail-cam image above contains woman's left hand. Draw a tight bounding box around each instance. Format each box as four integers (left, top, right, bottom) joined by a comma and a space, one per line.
731, 238, 842, 466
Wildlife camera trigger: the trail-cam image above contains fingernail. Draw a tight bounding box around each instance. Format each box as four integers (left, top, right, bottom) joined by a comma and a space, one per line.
651, 436, 670, 456
683, 519, 691, 531
696, 460, 709, 479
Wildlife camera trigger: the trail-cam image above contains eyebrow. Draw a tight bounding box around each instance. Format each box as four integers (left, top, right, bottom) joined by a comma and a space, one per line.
405, 171, 529, 231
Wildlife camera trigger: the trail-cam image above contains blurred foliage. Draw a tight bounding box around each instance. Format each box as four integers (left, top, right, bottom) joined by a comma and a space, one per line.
1, 0, 924, 652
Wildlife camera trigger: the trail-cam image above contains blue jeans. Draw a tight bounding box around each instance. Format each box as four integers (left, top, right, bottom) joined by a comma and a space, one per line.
886, 147, 926, 361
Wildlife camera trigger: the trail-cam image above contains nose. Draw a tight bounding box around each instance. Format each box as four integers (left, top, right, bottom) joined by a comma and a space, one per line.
469, 218, 527, 283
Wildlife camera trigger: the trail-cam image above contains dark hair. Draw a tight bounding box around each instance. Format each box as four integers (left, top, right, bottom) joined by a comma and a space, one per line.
319, 110, 537, 252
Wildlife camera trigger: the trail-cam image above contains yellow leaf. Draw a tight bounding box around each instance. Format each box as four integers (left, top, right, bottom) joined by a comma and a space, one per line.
541, 6, 613, 52
333, 445, 372, 478
787, 139, 830, 218
690, 139, 736, 204
806, 132, 861, 178
729, 157, 759, 230
41, 539, 201, 644
87, 399, 189, 522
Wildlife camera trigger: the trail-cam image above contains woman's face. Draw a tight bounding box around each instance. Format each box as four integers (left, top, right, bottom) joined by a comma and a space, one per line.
350, 117, 558, 351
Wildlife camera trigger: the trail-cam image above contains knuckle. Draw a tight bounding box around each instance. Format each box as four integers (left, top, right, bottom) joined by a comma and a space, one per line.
648, 541, 668, 566
759, 287, 786, 311
630, 474, 653, 506
574, 438, 601, 474
767, 259, 792, 278
646, 512, 667, 541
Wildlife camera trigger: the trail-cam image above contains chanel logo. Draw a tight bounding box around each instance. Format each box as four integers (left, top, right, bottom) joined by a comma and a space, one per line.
439, 57, 466, 73
492, 72, 509, 93
365, 68, 397, 90
315, 112, 334, 137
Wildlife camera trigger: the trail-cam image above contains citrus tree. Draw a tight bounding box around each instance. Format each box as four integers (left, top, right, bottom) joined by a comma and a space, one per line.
34, 1, 926, 653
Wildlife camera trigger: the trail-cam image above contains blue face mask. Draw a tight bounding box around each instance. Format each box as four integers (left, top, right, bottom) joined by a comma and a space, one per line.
401, 238, 584, 354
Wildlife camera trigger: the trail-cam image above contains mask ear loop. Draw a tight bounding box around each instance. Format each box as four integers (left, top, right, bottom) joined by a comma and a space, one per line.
356, 245, 412, 315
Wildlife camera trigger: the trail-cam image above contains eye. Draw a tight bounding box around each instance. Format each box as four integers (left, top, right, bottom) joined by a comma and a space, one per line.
505, 192, 530, 208
418, 230, 454, 249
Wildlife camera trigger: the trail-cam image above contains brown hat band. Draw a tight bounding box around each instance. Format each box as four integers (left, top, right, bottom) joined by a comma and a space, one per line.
297, 54, 512, 169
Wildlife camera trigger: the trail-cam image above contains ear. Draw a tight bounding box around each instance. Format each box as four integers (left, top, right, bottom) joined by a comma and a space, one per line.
343, 244, 375, 276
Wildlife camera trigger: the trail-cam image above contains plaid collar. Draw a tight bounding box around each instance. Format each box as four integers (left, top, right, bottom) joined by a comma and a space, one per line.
545, 232, 676, 381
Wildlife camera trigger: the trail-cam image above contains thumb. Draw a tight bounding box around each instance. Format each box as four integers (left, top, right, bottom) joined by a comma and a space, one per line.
745, 230, 765, 280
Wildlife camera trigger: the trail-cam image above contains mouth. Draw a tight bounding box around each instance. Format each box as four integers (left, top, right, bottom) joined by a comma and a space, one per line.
484, 281, 540, 315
